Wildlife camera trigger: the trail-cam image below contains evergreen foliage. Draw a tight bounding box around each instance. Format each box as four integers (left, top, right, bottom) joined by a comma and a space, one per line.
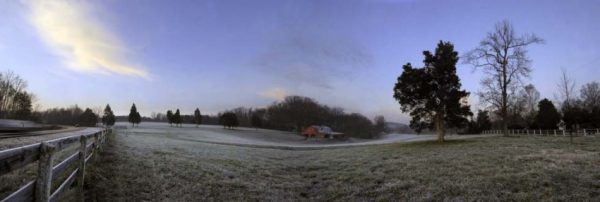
393, 41, 472, 142
101, 104, 116, 126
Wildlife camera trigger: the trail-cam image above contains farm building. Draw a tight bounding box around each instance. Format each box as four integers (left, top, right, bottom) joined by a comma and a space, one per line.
302, 125, 345, 139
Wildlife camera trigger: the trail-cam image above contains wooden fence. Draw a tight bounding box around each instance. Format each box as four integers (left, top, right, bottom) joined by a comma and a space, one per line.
0, 128, 110, 202
482, 128, 600, 136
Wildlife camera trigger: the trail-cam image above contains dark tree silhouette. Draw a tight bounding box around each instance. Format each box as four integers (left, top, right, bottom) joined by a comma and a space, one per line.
535, 99, 561, 129
580, 82, 600, 128
220, 112, 239, 129
265, 96, 324, 132
128, 103, 141, 127
562, 101, 585, 130
166, 110, 174, 126
174, 109, 182, 127
101, 104, 116, 126
250, 113, 263, 129
79, 108, 98, 127
476, 110, 492, 131
11, 91, 32, 120
580, 82, 600, 109
193, 108, 202, 127
40, 105, 83, 125
373, 115, 386, 136
394, 41, 472, 142
464, 20, 543, 136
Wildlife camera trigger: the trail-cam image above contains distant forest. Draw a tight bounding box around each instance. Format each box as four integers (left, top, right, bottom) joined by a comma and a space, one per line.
118, 96, 388, 139
0, 69, 388, 138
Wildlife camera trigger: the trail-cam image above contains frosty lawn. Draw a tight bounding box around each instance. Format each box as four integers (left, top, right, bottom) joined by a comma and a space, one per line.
84, 123, 600, 201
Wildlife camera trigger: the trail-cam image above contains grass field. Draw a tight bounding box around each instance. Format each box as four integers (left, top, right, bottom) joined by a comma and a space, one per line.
82, 126, 600, 201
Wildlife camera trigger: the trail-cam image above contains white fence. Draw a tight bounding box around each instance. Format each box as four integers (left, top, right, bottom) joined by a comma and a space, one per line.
0, 128, 110, 202
482, 129, 600, 136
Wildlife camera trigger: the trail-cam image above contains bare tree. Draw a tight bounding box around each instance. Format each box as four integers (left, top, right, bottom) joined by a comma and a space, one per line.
580, 81, 600, 109
556, 68, 577, 108
464, 20, 543, 136
0, 71, 28, 118
519, 84, 540, 122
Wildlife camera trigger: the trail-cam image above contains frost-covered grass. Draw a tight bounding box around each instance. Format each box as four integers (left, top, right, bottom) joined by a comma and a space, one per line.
83, 126, 600, 201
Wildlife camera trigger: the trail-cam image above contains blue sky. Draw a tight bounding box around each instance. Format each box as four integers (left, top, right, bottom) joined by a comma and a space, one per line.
1, 0, 599, 123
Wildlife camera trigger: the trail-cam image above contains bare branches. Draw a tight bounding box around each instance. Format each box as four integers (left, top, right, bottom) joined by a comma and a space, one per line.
556, 68, 577, 107
580, 81, 600, 109
464, 20, 543, 134
0, 71, 29, 118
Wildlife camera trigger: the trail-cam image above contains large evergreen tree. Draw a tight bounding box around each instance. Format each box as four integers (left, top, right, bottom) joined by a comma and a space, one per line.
101, 104, 116, 126
193, 108, 202, 127
128, 103, 141, 127
393, 41, 472, 142
535, 99, 561, 129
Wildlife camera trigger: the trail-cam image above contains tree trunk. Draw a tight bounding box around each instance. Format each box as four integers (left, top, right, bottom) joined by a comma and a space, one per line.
501, 57, 509, 137
435, 114, 445, 143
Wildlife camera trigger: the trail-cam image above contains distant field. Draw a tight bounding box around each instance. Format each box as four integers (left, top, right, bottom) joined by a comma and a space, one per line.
80, 123, 600, 201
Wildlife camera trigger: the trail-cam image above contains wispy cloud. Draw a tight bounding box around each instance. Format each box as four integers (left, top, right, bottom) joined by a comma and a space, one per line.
259, 88, 288, 100
27, 0, 149, 78
255, 28, 373, 89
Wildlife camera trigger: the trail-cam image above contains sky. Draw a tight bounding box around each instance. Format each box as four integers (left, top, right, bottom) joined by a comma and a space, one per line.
0, 0, 599, 123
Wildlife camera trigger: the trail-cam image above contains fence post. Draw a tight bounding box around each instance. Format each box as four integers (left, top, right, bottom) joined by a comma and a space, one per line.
77, 135, 88, 200
94, 132, 100, 161
36, 142, 56, 202
101, 130, 105, 145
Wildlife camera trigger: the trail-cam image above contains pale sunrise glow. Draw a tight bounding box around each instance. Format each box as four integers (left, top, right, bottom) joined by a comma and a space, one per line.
27, 0, 148, 78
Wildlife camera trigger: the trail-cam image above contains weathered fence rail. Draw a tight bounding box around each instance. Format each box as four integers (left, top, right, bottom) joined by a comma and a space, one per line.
0, 127, 111, 202
482, 128, 600, 136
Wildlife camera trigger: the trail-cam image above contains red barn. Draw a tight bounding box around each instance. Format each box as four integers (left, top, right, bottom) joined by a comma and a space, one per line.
302, 125, 344, 139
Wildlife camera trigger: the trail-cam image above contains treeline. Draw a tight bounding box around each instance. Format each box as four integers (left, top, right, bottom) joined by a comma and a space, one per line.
218, 96, 386, 139
468, 81, 600, 132
34, 105, 105, 127
121, 96, 386, 138
0, 70, 100, 127
115, 114, 220, 125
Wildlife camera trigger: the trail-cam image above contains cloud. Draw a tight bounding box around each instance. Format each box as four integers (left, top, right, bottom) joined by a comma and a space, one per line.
27, 0, 149, 78
259, 88, 288, 100
255, 28, 373, 89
